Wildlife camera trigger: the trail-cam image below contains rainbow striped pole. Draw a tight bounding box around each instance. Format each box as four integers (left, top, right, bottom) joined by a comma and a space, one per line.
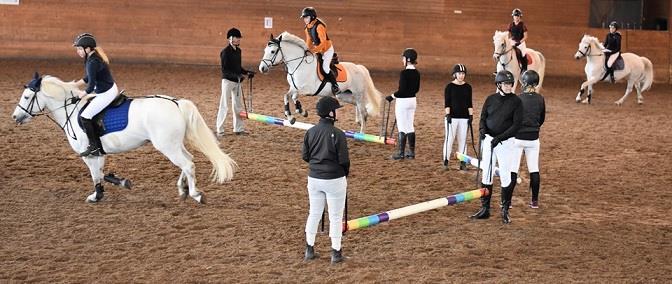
345, 188, 489, 232
239, 111, 396, 145
455, 152, 501, 177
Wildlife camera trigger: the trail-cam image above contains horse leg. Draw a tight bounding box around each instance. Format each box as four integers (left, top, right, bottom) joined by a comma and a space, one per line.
176, 147, 193, 200
635, 81, 644, 105
292, 93, 308, 118
587, 84, 594, 104
356, 103, 367, 133
577, 77, 600, 104
155, 141, 203, 204
82, 156, 106, 203
615, 80, 635, 106
283, 91, 296, 124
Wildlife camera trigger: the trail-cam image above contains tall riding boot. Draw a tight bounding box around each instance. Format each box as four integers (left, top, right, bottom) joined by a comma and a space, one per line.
521, 56, 528, 72
405, 132, 416, 159
501, 184, 513, 224
304, 244, 318, 261
501, 173, 517, 209
529, 172, 541, 208
608, 68, 615, 83
79, 117, 103, 157
470, 184, 493, 219
327, 72, 340, 94
391, 132, 406, 160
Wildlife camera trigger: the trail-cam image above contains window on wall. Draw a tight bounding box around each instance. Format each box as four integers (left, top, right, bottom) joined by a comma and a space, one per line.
589, 0, 669, 31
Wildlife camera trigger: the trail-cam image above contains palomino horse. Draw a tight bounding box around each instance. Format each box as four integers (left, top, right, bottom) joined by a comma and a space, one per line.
573, 35, 653, 105
11, 73, 237, 203
258, 32, 383, 133
493, 31, 546, 92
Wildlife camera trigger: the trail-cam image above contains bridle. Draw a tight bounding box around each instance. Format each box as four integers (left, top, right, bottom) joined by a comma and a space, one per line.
261, 36, 314, 90
493, 41, 514, 70
576, 41, 604, 58
16, 85, 81, 140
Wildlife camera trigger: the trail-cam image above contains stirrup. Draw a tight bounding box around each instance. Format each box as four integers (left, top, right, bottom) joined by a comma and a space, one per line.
80, 146, 102, 157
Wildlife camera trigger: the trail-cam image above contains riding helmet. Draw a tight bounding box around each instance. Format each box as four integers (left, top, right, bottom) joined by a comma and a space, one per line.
227, 28, 242, 38
512, 8, 523, 17
402, 48, 418, 62
521, 70, 540, 87
301, 7, 317, 19
316, 96, 343, 118
73, 33, 96, 48
609, 21, 619, 30
495, 70, 515, 84
452, 64, 467, 75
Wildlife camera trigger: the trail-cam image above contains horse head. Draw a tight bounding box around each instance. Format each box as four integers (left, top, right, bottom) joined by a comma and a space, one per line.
259, 33, 285, 73
492, 31, 513, 61
574, 35, 602, 60
12, 72, 78, 125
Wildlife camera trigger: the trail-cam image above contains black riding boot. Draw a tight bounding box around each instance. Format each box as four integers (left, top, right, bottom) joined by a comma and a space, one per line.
405, 132, 416, 159
391, 132, 406, 160
530, 172, 541, 207
501, 184, 513, 224
331, 248, 344, 264
304, 244, 318, 261
470, 184, 493, 219
326, 72, 340, 94
521, 56, 528, 72
501, 173, 517, 209
79, 117, 103, 157
608, 68, 615, 83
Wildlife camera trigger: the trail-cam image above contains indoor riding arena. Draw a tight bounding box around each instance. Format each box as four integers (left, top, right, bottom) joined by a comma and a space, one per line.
1, 1, 671, 282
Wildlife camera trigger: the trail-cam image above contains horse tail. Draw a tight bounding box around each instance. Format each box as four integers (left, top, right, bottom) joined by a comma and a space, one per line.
640, 56, 654, 91
178, 99, 237, 183
358, 65, 382, 117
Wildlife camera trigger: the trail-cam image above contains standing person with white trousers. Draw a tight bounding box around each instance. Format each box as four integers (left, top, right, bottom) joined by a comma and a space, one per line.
386, 48, 421, 160
509, 70, 545, 209
217, 27, 254, 137
302, 96, 350, 264
443, 64, 473, 170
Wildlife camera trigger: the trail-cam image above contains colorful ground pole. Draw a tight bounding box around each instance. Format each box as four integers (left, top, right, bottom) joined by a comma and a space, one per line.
455, 152, 501, 177
344, 188, 489, 232
239, 111, 396, 145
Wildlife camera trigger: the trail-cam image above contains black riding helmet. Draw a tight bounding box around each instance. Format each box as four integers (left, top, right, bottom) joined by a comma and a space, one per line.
301, 7, 317, 20
227, 28, 242, 38
521, 70, 540, 88
73, 33, 96, 48
452, 64, 467, 75
316, 96, 343, 119
495, 70, 515, 84
402, 48, 417, 63
609, 21, 619, 30
512, 8, 523, 17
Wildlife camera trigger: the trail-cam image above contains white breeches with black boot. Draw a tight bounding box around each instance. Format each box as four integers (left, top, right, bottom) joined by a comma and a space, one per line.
216, 78, 245, 135
80, 83, 118, 156
322, 46, 339, 94
511, 138, 541, 207
305, 176, 347, 252
393, 97, 416, 159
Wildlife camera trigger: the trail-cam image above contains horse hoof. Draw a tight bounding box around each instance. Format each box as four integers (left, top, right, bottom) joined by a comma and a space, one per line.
302, 110, 308, 117
615, 101, 623, 106
120, 179, 132, 190
289, 118, 296, 124
191, 192, 205, 204
86, 192, 103, 203
179, 191, 188, 201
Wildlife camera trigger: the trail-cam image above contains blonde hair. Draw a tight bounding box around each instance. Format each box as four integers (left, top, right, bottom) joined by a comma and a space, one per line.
94, 47, 110, 64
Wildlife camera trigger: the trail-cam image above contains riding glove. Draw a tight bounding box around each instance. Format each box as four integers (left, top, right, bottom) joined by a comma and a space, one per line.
491, 136, 502, 148
385, 95, 394, 102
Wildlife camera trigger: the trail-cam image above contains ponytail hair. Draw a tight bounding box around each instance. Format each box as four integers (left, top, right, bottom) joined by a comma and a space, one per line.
94, 47, 110, 64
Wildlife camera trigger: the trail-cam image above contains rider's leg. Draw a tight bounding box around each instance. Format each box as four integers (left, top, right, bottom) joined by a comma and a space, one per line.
79, 84, 118, 156
322, 47, 339, 94
518, 42, 528, 71
606, 52, 619, 83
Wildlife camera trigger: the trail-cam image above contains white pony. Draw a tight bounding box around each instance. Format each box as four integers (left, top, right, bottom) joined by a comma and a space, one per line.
258, 32, 383, 133
11, 73, 237, 203
493, 31, 546, 91
573, 35, 653, 105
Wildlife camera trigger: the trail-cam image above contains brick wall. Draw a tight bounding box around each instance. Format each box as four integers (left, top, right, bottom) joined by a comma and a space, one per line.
0, 0, 669, 82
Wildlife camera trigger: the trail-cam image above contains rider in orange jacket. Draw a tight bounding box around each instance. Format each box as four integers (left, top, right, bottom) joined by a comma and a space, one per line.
301, 7, 339, 94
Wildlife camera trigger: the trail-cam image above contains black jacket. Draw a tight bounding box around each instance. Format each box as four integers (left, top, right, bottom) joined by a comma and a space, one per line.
604, 32, 621, 53
82, 53, 114, 94
302, 118, 350, 179
480, 92, 523, 140
220, 44, 249, 82
393, 69, 420, 98
516, 92, 546, 140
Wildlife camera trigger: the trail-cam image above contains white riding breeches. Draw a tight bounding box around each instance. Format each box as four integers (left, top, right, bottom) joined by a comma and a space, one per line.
480, 134, 514, 187
395, 97, 416, 133
217, 79, 245, 133
511, 138, 540, 174
322, 46, 335, 74
607, 52, 620, 68
305, 176, 347, 251
517, 42, 527, 57
80, 83, 119, 119
444, 118, 469, 160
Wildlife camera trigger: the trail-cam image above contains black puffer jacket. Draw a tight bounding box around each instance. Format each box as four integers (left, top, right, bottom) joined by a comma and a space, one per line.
516, 92, 546, 140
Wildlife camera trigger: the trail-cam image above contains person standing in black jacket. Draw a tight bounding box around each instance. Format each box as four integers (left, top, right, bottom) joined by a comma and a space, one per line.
470, 70, 523, 224
217, 27, 254, 137
386, 48, 421, 160
443, 64, 473, 170
509, 70, 545, 209
302, 96, 350, 264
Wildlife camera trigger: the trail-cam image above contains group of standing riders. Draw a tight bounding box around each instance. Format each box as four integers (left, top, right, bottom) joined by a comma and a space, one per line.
69, 6, 621, 265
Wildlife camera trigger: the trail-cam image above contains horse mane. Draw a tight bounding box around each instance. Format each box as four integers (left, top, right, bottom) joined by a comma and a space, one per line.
493, 30, 512, 45
41, 76, 78, 99
583, 35, 605, 50
279, 31, 308, 50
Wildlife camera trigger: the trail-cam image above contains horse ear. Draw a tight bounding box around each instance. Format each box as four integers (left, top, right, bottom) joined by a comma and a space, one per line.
33, 72, 40, 80
278, 35, 283, 41
270, 33, 274, 40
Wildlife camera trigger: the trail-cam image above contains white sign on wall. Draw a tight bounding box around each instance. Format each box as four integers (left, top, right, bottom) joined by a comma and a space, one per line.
0, 0, 19, 5
264, 17, 273, 29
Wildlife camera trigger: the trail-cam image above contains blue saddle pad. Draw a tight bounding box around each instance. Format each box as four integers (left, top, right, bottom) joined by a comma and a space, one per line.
100, 99, 131, 135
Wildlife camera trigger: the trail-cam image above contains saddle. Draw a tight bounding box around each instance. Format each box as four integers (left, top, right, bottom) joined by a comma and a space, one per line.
316, 53, 348, 82
513, 47, 532, 70
79, 90, 133, 136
